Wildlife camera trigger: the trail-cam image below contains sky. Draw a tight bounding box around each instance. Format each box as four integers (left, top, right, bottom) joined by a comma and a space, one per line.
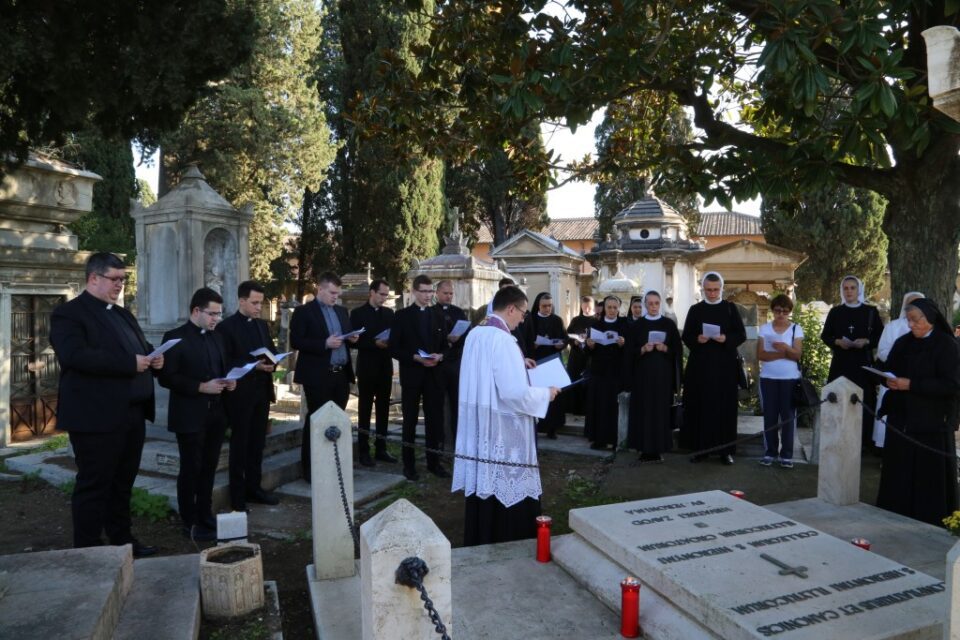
136, 114, 762, 220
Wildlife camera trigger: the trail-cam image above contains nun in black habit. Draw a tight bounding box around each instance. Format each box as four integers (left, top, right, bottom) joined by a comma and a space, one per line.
584, 295, 628, 450
680, 272, 746, 464
564, 296, 595, 416
876, 298, 960, 526
820, 275, 884, 449
524, 292, 568, 438
624, 291, 682, 462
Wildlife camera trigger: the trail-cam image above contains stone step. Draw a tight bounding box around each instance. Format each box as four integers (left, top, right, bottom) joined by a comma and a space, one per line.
114, 554, 201, 640
141, 419, 302, 477
0, 545, 134, 640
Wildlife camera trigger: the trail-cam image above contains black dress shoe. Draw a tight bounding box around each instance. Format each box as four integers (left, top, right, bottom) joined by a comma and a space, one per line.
427, 465, 450, 479
247, 488, 280, 505
182, 525, 216, 542
403, 468, 420, 481
721, 454, 735, 466
374, 450, 398, 463
358, 451, 375, 468
131, 541, 158, 558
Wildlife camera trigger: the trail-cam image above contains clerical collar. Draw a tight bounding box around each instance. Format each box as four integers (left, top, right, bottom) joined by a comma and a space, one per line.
603, 316, 618, 323
442, 305, 449, 310
644, 314, 662, 320
843, 301, 862, 308
704, 298, 722, 305
106, 303, 113, 310
921, 329, 934, 339
537, 312, 550, 318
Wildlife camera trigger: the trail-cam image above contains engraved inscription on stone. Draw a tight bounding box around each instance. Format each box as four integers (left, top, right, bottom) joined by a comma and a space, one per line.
569, 490, 944, 640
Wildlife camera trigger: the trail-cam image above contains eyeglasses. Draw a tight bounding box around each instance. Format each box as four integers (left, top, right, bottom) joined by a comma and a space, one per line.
97, 273, 126, 284
772, 308, 791, 315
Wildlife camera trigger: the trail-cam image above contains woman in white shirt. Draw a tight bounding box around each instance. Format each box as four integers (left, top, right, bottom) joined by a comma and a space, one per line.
756, 294, 804, 468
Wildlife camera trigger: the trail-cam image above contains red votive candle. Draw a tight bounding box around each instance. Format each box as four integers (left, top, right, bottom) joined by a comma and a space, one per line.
620, 576, 641, 638
536, 515, 552, 563
851, 537, 871, 550
729, 490, 746, 499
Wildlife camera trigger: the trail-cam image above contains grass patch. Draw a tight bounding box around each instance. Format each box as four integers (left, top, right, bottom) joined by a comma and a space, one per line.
59, 479, 76, 496
373, 481, 420, 511
34, 433, 69, 452
130, 487, 172, 522
207, 616, 269, 640
547, 476, 626, 535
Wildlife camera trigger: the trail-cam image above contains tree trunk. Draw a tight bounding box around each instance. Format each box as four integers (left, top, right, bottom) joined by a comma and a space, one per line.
883, 178, 960, 319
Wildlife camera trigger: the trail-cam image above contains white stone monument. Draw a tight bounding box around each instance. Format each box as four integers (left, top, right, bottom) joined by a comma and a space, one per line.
817, 377, 863, 506
360, 499, 452, 640
922, 26, 960, 122
309, 401, 356, 581
564, 490, 945, 639
945, 540, 960, 640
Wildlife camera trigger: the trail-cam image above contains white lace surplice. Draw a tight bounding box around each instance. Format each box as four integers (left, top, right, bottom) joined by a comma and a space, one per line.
452, 325, 551, 507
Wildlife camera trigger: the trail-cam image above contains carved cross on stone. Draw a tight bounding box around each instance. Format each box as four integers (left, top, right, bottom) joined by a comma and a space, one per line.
759, 553, 808, 579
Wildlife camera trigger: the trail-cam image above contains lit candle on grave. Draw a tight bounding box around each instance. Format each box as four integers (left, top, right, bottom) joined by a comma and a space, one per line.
729, 490, 746, 499
620, 576, 641, 638
851, 537, 871, 550
536, 515, 552, 563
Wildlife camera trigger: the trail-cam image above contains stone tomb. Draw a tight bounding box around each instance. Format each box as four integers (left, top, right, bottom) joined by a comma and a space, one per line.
569, 490, 944, 639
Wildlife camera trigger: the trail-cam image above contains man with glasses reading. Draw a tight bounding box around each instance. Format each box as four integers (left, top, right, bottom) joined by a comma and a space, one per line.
159, 287, 235, 541
51, 252, 163, 557
218, 280, 280, 510
392, 275, 448, 481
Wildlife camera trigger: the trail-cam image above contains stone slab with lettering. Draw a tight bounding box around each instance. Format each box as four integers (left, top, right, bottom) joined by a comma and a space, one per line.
570, 491, 944, 639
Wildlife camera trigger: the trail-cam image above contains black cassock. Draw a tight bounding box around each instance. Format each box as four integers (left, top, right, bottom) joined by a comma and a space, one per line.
624, 317, 682, 455
680, 301, 746, 454
524, 313, 568, 437
876, 330, 960, 526
585, 317, 629, 447
565, 313, 594, 415
820, 303, 884, 444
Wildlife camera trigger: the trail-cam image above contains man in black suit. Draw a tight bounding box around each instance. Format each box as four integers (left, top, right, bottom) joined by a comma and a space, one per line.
159, 288, 235, 542
290, 271, 360, 481
435, 280, 468, 442
50, 252, 163, 556
217, 280, 280, 511
349, 279, 397, 467
391, 274, 448, 481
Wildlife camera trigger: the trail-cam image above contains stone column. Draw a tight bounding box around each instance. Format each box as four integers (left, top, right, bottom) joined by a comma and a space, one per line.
817, 376, 863, 506
310, 401, 356, 580
360, 499, 452, 640
617, 392, 630, 448
946, 539, 960, 640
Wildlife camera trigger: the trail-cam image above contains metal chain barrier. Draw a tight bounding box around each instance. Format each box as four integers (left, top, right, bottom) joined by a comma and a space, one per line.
353, 425, 540, 469
395, 557, 451, 640
853, 394, 959, 460
684, 394, 834, 460
325, 426, 360, 557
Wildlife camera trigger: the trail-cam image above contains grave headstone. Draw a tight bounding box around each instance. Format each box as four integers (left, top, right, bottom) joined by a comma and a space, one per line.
360, 499, 452, 640
569, 490, 944, 639
310, 401, 356, 580
618, 391, 630, 448
945, 540, 960, 639
818, 377, 863, 506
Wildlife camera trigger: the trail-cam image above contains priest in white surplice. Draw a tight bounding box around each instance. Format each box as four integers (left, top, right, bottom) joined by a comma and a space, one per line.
453, 286, 560, 546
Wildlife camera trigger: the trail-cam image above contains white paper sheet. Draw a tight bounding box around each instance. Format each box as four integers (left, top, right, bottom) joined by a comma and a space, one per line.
223, 362, 258, 381
417, 349, 439, 360
449, 319, 471, 337
567, 333, 585, 343
249, 348, 292, 364
840, 336, 857, 348
534, 335, 563, 346
589, 328, 619, 346
762, 338, 787, 352
147, 338, 181, 359
862, 366, 896, 379
338, 327, 366, 339
374, 328, 390, 341
647, 331, 666, 345
527, 356, 572, 389
702, 323, 721, 338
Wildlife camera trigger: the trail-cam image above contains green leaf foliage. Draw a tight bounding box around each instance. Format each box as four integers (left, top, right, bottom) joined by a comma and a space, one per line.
160, 0, 337, 284
0, 0, 258, 165
761, 186, 888, 304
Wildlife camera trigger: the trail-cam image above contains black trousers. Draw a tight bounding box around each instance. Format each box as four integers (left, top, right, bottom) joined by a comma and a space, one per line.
463, 495, 541, 546
400, 369, 443, 472
175, 406, 227, 527
227, 386, 270, 509
357, 369, 392, 454
440, 360, 460, 442
68, 405, 146, 548
301, 372, 350, 481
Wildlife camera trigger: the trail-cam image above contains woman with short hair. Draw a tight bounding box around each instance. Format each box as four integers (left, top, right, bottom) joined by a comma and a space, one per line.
756, 294, 803, 468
